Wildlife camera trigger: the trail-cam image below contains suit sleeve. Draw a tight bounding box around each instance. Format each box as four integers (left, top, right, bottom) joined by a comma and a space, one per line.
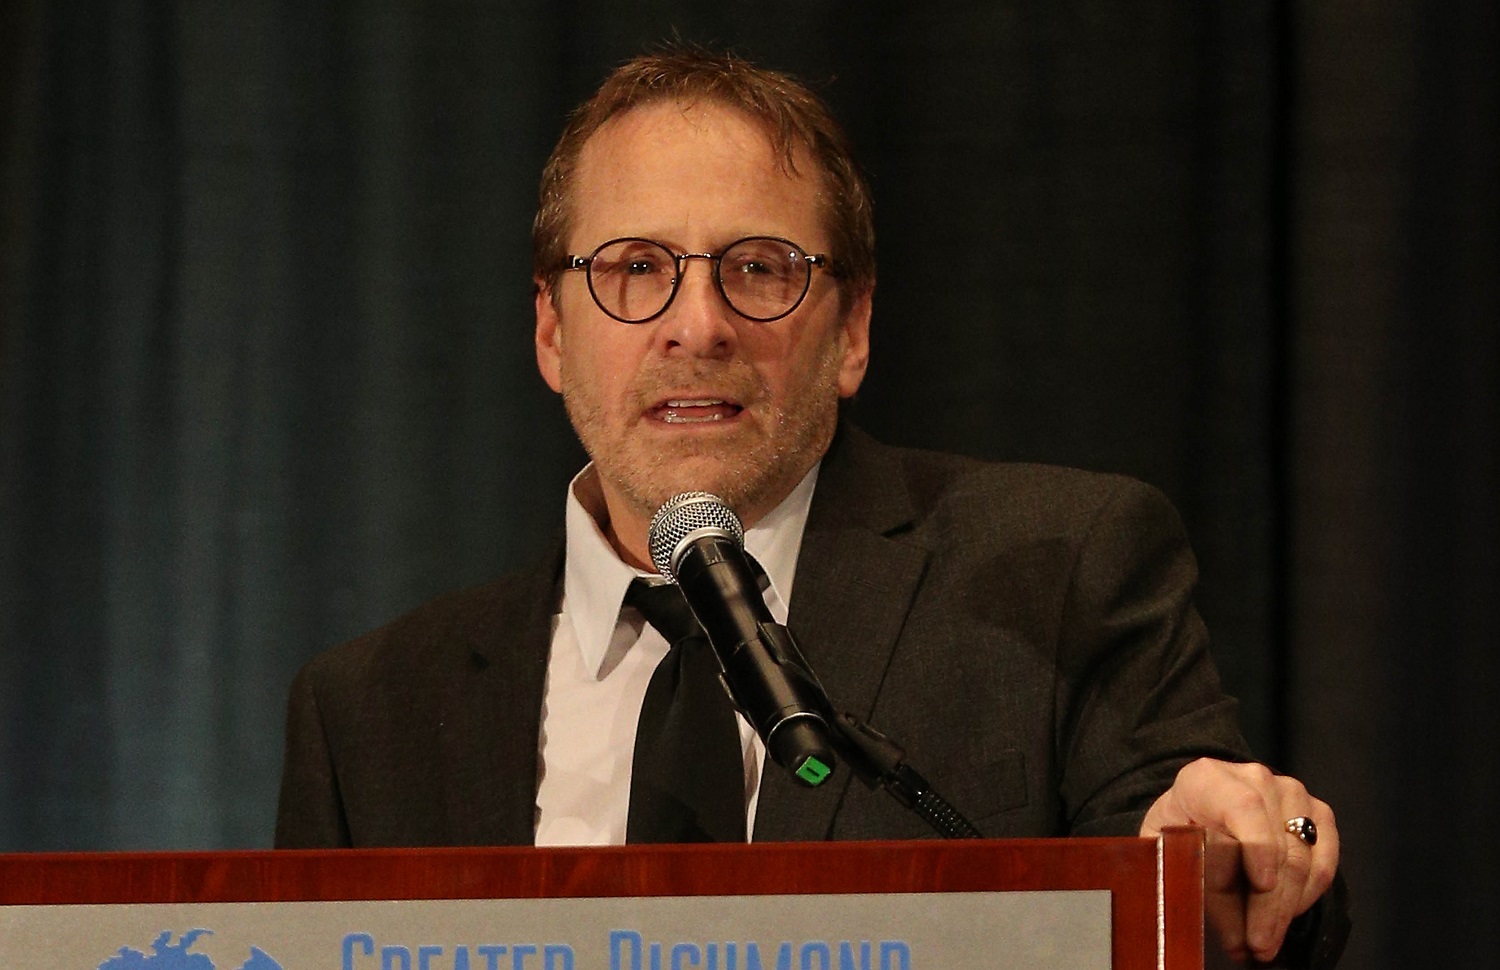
274, 663, 353, 848
1055, 478, 1253, 836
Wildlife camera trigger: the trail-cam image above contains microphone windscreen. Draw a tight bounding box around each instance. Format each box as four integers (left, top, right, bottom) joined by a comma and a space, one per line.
647, 492, 745, 580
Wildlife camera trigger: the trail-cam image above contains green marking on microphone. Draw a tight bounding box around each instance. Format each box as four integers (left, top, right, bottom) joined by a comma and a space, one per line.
796, 756, 832, 786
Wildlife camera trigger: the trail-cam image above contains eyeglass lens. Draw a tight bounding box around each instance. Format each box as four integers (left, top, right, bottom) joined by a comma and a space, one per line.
585, 238, 812, 323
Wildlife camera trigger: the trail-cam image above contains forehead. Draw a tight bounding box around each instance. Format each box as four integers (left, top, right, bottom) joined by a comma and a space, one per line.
568, 100, 826, 249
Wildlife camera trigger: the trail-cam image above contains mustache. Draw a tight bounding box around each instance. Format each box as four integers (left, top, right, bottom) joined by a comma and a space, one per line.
629, 358, 766, 408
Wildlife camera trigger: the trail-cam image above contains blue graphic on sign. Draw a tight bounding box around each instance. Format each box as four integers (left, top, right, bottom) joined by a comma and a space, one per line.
97, 930, 283, 970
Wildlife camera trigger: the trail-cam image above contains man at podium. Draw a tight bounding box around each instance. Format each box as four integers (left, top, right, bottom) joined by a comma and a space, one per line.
276, 46, 1340, 966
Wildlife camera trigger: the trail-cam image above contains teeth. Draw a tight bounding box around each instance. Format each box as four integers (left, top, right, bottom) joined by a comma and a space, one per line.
665, 398, 725, 407
662, 411, 725, 424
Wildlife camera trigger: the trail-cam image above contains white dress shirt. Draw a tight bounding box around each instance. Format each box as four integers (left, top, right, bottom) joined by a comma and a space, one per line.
532, 465, 819, 846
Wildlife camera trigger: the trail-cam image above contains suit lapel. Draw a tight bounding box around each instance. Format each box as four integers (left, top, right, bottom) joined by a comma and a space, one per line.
753, 426, 929, 842
439, 539, 563, 845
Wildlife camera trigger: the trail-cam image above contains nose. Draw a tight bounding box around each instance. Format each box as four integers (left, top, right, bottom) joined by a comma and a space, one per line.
654, 255, 737, 359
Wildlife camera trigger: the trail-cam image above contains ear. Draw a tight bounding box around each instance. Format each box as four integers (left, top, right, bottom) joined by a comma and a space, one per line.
534, 281, 564, 394
835, 285, 873, 398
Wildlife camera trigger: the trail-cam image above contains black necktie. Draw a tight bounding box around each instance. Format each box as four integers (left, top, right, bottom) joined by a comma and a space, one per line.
624, 578, 747, 843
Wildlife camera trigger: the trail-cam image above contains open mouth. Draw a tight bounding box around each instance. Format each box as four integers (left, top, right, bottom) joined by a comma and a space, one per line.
650, 398, 745, 424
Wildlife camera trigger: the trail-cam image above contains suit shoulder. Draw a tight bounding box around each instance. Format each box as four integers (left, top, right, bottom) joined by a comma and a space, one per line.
295, 556, 559, 696
879, 440, 1175, 541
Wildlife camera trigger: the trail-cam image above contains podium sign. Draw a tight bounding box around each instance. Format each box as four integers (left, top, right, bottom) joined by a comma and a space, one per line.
2, 890, 1109, 969
0, 831, 1211, 970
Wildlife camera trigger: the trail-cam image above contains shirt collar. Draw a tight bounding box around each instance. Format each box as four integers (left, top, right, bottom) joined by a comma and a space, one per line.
561, 464, 820, 677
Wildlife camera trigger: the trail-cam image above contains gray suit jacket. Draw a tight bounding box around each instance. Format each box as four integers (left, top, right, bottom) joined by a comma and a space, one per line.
275, 425, 1250, 847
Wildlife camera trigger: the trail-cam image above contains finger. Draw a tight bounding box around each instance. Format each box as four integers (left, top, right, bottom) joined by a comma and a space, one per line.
1270, 778, 1338, 915
1244, 843, 1305, 959
1201, 836, 1251, 963
1298, 796, 1340, 913
1246, 880, 1295, 961
1246, 779, 1325, 960
1142, 760, 1288, 891
1201, 762, 1288, 893
1251, 798, 1340, 963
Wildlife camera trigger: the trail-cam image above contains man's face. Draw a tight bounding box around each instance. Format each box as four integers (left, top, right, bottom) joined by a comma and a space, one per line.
535, 100, 871, 540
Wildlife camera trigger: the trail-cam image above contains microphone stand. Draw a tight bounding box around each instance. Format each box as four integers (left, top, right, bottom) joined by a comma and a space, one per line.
717, 613, 984, 839
825, 708, 984, 841
758, 616, 983, 839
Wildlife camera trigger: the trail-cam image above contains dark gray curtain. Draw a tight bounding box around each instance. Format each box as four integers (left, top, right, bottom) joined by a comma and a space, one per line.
3, 3, 1496, 968
1287, 5, 1500, 966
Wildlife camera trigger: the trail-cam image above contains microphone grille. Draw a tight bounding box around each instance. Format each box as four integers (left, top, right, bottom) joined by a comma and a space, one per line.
647, 491, 745, 580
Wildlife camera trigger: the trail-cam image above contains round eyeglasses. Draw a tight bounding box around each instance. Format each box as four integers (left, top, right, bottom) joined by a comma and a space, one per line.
562, 236, 835, 324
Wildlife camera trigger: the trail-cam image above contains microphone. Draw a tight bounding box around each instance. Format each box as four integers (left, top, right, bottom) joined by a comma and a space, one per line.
647, 492, 838, 788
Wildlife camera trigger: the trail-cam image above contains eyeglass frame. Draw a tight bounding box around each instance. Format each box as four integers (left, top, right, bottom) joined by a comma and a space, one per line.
560, 235, 837, 324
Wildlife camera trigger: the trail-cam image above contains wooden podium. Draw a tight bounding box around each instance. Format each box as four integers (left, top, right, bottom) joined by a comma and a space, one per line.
0, 828, 1223, 969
